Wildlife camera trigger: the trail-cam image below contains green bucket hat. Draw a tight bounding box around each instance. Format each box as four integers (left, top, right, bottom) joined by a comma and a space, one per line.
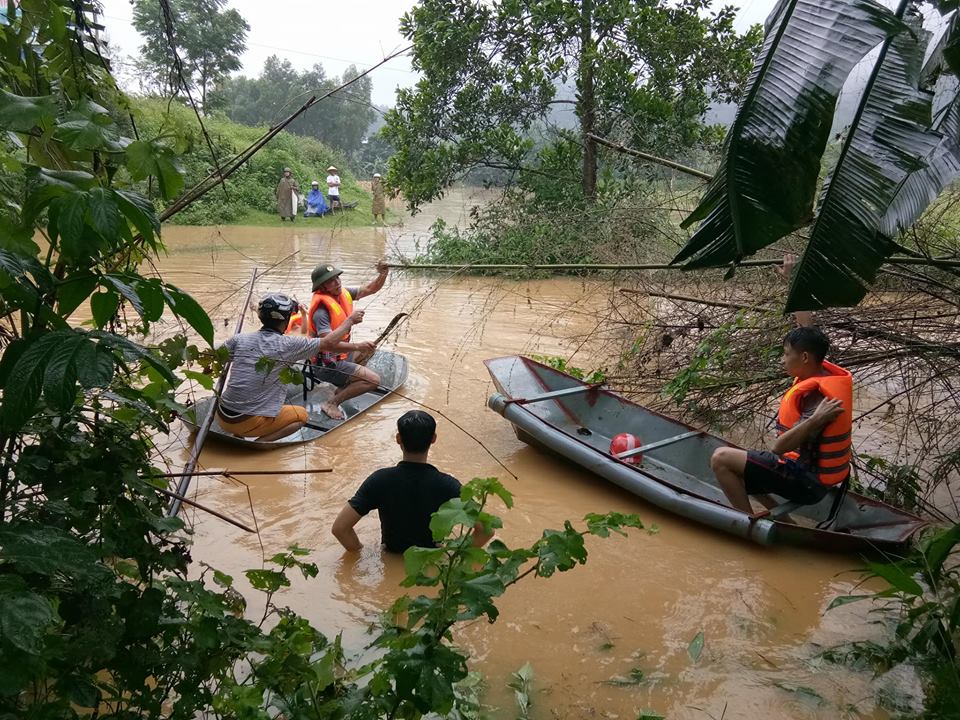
311, 264, 343, 291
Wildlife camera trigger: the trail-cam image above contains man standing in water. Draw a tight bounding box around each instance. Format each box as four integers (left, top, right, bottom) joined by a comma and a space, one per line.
710, 256, 853, 515
332, 410, 492, 553
305, 260, 388, 420
217, 294, 363, 441
275, 168, 300, 222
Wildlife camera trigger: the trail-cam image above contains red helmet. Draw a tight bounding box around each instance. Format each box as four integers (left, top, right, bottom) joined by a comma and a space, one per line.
610, 433, 643, 465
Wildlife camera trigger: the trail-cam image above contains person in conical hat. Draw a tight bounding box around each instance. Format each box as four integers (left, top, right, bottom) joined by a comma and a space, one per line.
302, 259, 389, 420
371, 172, 385, 224
326, 165, 342, 211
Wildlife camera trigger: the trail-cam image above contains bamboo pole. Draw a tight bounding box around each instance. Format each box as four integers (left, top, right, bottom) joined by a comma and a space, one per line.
586, 133, 714, 180
168, 268, 258, 517
145, 468, 333, 479
154, 486, 256, 533
387, 257, 960, 271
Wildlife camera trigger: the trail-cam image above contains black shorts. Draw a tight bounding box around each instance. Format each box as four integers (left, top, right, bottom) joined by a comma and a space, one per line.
743, 451, 828, 505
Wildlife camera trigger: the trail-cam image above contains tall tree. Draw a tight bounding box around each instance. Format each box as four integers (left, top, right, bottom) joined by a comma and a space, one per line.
382, 0, 762, 208
215, 57, 376, 155
132, 0, 249, 111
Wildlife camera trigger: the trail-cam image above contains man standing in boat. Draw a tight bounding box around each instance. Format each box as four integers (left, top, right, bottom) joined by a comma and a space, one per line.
217, 294, 364, 441
711, 256, 853, 516
305, 260, 389, 420
331, 410, 492, 553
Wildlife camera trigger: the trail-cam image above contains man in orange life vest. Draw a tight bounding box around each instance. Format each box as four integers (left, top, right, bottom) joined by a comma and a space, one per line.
711, 262, 853, 515
295, 260, 389, 420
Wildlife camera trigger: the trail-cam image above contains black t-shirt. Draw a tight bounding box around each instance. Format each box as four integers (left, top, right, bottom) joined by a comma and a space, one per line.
348, 461, 462, 553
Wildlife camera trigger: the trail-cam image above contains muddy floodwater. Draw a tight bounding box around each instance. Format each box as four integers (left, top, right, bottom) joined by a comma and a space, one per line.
153, 191, 912, 719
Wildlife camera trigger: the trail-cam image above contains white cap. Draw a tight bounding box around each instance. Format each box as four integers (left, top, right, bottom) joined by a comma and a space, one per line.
311, 180, 319, 185
373, 173, 381, 178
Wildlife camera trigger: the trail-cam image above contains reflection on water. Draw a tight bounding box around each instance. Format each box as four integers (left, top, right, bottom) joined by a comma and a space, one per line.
155, 191, 901, 718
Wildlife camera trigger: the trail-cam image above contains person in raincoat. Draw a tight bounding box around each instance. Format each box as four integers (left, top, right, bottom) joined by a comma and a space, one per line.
275, 167, 300, 221
371, 173, 386, 224
304, 180, 328, 216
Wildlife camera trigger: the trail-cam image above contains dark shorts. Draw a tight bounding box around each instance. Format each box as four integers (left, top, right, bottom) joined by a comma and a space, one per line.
744, 451, 828, 505
311, 359, 360, 388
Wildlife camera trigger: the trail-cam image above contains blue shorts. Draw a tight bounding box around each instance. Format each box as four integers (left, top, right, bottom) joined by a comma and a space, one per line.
744, 451, 828, 504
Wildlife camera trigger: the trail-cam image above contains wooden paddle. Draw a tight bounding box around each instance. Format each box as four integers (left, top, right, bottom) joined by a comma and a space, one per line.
353, 312, 409, 365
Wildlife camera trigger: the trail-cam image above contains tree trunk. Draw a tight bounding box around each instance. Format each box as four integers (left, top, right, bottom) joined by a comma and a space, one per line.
577, 0, 597, 201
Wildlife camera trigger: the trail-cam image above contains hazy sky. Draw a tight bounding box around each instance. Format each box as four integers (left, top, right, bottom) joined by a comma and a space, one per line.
99, 0, 779, 107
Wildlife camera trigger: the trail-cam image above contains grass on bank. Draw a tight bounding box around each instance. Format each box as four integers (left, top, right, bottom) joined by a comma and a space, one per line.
130, 97, 378, 226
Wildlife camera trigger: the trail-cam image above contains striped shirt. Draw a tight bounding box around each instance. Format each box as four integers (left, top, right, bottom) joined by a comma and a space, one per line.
219, 329, 323, 417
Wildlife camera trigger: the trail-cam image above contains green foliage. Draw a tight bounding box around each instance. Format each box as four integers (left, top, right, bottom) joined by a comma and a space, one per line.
0, 5, 650, 719
855, 454, 924, 512
507, 662, 534, 719
826, 523, 960, 717
129, 97, 369, 225
132, 0, 249, 111
529, 354, 607, 384
384, 0, 761, 209
215, 56, 377, 156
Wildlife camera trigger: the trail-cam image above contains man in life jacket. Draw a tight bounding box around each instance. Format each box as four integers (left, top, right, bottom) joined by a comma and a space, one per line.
302, 260, 389, 419
217, 294, 363, 441
711, 323, 853, 516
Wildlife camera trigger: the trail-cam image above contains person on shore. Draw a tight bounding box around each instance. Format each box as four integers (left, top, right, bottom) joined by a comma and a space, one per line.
331, 410, 493, 553
326, 165, 342, 210
710, 256, 853, 516
371, 172, 385, 224
275, 168, 300, 222
217, 294, 364, 441
304, 260, 389, 420
304, 180, 328, 217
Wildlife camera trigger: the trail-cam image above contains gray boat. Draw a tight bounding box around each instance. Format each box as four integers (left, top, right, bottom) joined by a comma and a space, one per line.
485, 355, 926, 551
181, 350, 408, 451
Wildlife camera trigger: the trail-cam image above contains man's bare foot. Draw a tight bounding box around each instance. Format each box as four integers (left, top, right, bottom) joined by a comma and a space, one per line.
321, 402, 345, 420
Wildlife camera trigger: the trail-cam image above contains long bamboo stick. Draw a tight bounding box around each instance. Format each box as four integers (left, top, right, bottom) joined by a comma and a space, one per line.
168, 268, 258, 517
586, 133, 714, 180
387, 257, 960, 271
145, 468, 333, 479
154, 486, 256, 533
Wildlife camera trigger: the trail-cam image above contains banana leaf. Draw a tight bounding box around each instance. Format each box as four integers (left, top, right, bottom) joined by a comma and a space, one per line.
786, 12, 940, 311
878, 93, 960, 240
671, 0, 903, 269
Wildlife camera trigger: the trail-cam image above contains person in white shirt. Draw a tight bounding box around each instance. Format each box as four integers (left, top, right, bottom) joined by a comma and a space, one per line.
326, 165, 342, 210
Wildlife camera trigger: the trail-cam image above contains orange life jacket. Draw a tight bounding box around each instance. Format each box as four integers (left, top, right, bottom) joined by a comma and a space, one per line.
776, 361, 853, 485
286, 310, 303, 333
305, 289, 353, 360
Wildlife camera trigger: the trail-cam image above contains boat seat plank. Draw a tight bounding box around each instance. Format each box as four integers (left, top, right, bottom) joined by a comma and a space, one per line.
615, 430, 702, 459
509, 384, 604, 405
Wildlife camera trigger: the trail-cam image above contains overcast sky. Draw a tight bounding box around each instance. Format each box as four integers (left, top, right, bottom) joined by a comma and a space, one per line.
99, 0, 778, 107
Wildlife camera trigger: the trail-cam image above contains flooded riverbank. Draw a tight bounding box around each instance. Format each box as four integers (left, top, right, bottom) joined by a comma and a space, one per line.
152, 191, 914, 719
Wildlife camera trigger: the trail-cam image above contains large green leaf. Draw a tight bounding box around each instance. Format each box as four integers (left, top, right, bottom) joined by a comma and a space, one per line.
162, 284, 214, 345
787, 10, 941, 310
42, 332, 85, 410
0, 589, 58, 654
125, 139, 185, 200
672, 0, 903, 269
0, 91, 56, 132
875, 96, 960, 244
0, 331, 70, 431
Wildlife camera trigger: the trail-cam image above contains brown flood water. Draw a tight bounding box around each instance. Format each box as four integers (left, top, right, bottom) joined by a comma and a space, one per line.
152, 191, 909, 719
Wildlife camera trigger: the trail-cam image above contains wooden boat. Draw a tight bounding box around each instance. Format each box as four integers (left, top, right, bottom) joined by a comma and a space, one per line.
181, 350, 408, 451
484, 355, 927, 551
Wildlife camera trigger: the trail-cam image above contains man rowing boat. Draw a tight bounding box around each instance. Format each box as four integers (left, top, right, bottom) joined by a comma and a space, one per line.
217, 294, 363, 441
